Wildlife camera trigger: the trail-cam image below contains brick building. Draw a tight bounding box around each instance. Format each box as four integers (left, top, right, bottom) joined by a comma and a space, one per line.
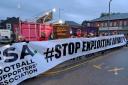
0, 17, 19, 30
82, 13, 128, 36
65, 21, 82, 35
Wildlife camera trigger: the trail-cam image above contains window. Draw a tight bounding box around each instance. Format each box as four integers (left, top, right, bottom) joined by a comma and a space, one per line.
119, 21, 123, 27
6, 23, 11, 29
110, 22, 113, 27
87, 23, 90, 27
101, 23, 104, 27
105, 22, 107, 27
103, 22, 106, 27
114, 22, 117, 27
124, 21, 127, 26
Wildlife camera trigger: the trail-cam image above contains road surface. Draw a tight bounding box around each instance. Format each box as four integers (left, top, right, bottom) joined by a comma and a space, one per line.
18, 47, 128, 85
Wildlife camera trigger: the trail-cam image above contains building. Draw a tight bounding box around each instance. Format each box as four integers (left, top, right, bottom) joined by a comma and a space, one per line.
0, 17, 19, 30
65, 21, 82, 35
66, 21, 99, 37
82, 13, 128, 36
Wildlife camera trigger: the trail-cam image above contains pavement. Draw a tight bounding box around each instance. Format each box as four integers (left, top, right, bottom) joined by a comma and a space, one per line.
18, 47, 128, 85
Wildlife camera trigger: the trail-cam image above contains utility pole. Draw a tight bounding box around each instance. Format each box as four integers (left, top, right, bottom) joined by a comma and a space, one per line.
108, 0, 112, 35
58, 8, 64, 20
59, 8, 61, 19
17, 0, 21, 38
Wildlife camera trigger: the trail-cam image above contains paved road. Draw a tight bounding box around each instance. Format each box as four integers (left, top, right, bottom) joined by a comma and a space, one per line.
19, 47, 128, 85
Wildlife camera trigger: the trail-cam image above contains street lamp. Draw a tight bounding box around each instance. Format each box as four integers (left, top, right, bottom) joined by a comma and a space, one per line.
52, 8, 56, 12
17, 0, 22, 36
44, 8, 56, 16
108, 0, 112, 35
58, 8, 64, 20
58, 19, 63, 24
58, 8, 65, 25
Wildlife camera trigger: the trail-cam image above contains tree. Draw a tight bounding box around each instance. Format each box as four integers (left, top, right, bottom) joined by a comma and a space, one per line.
100, 13, 109, 17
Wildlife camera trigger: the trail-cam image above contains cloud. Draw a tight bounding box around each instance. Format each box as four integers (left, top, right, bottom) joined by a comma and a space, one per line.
0, 0, 128, 23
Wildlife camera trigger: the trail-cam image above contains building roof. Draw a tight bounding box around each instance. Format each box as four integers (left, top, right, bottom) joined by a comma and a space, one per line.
0, 17, 19, 24
65, 21, 81, 27
92, 13, 128, 22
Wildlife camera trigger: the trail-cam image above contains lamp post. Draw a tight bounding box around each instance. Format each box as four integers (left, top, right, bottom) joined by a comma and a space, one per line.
59, 8, 61, 19
58, 8, 64, 20
108, 0, 112, 35
17, 0, 21, 39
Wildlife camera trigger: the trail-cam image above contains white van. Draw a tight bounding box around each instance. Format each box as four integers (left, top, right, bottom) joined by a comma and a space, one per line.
0, 29, 12, 43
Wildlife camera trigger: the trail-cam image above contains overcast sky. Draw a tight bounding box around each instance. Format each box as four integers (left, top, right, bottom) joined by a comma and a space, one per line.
0, 0, 128, 23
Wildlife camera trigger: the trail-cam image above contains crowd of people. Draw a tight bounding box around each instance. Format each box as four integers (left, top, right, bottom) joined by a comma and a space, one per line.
40, 32, 127, 41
